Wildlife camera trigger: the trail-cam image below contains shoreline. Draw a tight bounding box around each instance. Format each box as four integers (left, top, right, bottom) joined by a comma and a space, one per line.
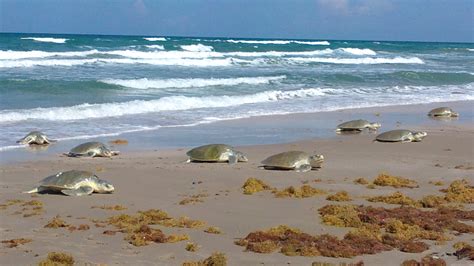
1, 100, 472, 165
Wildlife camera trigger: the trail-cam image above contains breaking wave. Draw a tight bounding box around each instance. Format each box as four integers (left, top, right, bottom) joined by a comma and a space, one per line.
181, 44, 214, 52
143, 37, 166, 41
0, 50, 99, 60
288, 56, 424, 64
100, 75, 286, 89
0, 47, 377, 61
21, 37, 69, 43
145, 45, 164, 49
0, 58, 233, 68
338, 48, 376, 56
226, 39, 330, 45
0, 88, 329, 122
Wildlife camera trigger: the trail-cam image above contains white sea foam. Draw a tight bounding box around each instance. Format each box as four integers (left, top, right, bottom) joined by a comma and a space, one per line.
103, 49, 223, 59
226, 49, 333, 57
227, 39, 291, 44
226, 39, 330, 45
0, 88, 329, 123
467, 48, 474, 52
143, 37, 166, 41
0, 50, 99, 60
145, 45, 165, 50
100, 75, 286, 89
288, 56, 424, 64
181, 44, 214, 52
0, 59, 99, 68
0, 58, 233, 68
21, 37, 68, 43
292, 41, 330, 45
338, 48, 377, 56
0, 47, 376, 61
102, 58, 233, 67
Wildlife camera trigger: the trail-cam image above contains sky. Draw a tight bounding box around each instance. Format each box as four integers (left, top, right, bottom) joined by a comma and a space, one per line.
0, 0, 473, 42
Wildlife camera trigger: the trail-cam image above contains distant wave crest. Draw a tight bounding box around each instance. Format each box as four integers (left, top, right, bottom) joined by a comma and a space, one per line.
0, 58, 233, 68
100, 75, 286, 89
143, 37, 166, 41
0, 47, 376, 61
21, 37, 68, 43
180, 44, 214, 52
226, 39, 330, 45
145, 45, 164, 50
0, 50, 99, 60
338, 48, 376, 56
288, 56, 424, 64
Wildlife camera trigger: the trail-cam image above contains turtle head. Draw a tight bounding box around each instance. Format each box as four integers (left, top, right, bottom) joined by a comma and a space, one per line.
236, 151, 248, 162
451, 111, 459, 117
412, 131, 427, 142
17, 135, 33, 144
100, 147, 114, 157
368, 122, 381, 130
96, 179, 115, 193
309, 154, 324, 168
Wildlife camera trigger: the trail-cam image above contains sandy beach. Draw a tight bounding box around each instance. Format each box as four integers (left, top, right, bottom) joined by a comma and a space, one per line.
1, 102, 473, 265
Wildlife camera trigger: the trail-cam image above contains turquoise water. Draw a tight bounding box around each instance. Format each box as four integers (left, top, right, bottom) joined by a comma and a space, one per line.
1, 33, 473, 151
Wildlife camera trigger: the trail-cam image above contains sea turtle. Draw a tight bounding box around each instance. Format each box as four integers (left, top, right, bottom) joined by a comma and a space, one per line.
17, 131, 56, 145
336, 119, 381, 132
428, 107, 459, 117
24, 170, 114, 196
260, 151, 324, 172
186, 144, 248, 164
375, 130, 427, 143
66, 142, 119, 157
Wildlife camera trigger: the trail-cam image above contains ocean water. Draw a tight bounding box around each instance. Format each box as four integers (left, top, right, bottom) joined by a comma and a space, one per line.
1, 33, 473, 151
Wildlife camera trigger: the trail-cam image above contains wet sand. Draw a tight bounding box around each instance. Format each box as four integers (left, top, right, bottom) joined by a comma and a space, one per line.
0, 102, 473, 265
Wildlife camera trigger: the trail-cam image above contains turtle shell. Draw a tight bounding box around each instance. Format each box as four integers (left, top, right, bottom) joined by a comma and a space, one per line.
428, 107, 453, 117
186, 144, 233, 161
337, 119, 370, 130
70, 142, 106, 154
261, 151, 310, 169
39, 170, 97, 190
375, 130, 412, 142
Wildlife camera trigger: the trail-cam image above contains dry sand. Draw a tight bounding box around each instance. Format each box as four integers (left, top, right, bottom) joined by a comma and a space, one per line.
0, 106, 473, 265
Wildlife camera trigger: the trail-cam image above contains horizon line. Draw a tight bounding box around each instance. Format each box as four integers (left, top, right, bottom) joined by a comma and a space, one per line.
1, 31, 473, 45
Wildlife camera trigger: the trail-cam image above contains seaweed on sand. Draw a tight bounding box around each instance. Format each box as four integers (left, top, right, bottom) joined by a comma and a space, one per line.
401, 255, 446, 266
179, 193, 209, 205
204, 226, 222, 234
242, 178, 272, 195
182, 252, 227, 266
372, 173, 418, 188
38, 252, 75, 266
105, 209, 205, 246
235, 225, 390, 258
1, 238, 32, 248
44, 216, 69, 228
273, 185, 326, 198
367, 191, 420, 207
316, 204, 473, 256
326, 191, 352, 202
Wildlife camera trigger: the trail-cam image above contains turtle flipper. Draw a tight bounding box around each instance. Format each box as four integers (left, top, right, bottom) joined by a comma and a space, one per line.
295, 164, 312, 172
23, 186, 48, 194
228, 155, 238, 164
61, 186, 94, 196
23, 187, 39, 194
